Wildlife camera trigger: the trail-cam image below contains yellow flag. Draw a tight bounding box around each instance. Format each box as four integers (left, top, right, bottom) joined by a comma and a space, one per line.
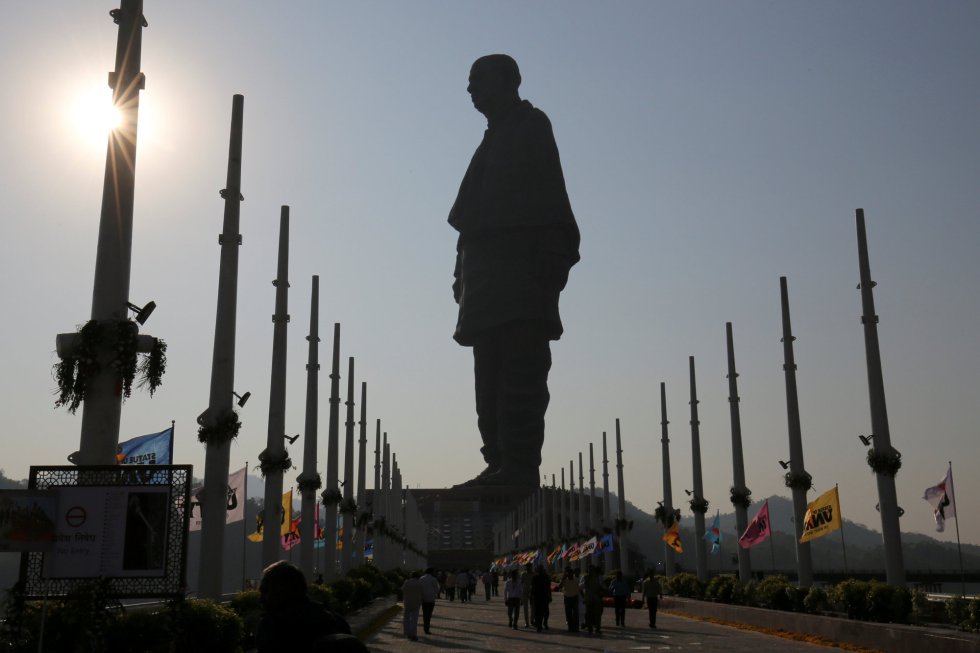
247, 513, 264, 542
662, 522, 683, 553
800, 486, 843, 543
246, 490, 294, 541
280, 490, 293, 535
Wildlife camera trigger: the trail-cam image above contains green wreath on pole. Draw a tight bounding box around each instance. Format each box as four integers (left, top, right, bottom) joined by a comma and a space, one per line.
197, 410, 241, 446
866, 448, 902, 477
53, 319, 167, 412
730, 487, 752, 509
688, 496, 710, 514
784, 470, 814, 492
257, 449, 292, 477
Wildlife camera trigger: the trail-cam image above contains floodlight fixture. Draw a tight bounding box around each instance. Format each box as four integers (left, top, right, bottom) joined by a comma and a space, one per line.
126, 300, 156, 325
233, 391, 251, 407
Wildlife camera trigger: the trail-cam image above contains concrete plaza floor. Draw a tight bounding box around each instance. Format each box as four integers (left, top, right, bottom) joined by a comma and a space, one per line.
364, 597, 843, 652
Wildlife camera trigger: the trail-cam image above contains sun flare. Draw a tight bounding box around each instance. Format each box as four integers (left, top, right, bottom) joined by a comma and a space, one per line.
70, 86, 123, 148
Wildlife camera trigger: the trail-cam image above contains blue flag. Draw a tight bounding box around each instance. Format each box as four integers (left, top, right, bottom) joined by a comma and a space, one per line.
704, 510, 722, 553
117, 427, 173, 465
598, 533, 615, 554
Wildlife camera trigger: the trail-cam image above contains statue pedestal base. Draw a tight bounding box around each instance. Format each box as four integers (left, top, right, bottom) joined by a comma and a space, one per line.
369, 485, 535, 571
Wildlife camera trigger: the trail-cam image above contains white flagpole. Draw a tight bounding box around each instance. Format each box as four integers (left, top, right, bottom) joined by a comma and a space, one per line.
837, 483, 848, 574
242, 461, 248, 590
949, 461, 965, 596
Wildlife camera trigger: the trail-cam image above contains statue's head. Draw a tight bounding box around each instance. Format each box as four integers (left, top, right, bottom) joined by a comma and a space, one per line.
467, 54, 521, 118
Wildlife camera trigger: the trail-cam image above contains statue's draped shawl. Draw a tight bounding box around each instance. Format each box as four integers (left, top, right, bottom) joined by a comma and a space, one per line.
449, 100, 580, 345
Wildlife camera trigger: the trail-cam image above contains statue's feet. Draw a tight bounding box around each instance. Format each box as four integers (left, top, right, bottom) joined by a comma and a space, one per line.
479, 467, 540, 488
452, 464, 500, 489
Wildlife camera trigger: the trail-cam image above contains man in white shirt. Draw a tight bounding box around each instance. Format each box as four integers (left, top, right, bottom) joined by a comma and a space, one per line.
419, 568, 441, 635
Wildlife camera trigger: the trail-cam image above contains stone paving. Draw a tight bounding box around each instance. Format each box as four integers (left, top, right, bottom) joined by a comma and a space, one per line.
364, 597, 840, 652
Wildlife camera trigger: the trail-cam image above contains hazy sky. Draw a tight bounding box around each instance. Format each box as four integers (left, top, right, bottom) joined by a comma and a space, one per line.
1, 2, 978, 549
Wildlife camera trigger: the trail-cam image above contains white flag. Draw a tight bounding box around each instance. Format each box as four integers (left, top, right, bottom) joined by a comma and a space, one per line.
226, 466, 246, 524
188, 466, 247, 531
922, 464, 956, 532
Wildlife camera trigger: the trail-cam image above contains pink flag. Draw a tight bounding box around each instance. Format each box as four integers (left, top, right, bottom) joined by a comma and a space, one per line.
738, 500, 772, 549
282, 517, 301, 551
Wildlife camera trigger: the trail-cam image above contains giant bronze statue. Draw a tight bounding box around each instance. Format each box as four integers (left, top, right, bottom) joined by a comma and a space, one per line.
449, 55, 580, 488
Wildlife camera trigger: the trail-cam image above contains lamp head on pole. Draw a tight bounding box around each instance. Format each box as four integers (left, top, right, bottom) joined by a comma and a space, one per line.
778, 460, 791, 470
233, 391, 251, 407
126, 300, 156, 325
858, 434, 874, 446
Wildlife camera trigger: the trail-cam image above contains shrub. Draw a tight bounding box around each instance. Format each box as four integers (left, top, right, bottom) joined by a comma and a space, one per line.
348, 578, 373, 612
106, 608, 172, 653
25, 579, 122, 652
665, 573, 704, 599
755, 575, 795, 611
888, 587, 912, 624
229, 590, 263, 646
308, 584, 341, 613
735, 579, 755, 606
965, 597, 980, 633
946, 594, 968, 629
833, 579, 871, 620
330, 576, 357, 610
909, 589, 931, 624
349, 565, 393, 598
173, 599, 244, 653
705, 575, 740, 604
803, 586, 829, 614
866, 581, 894, 623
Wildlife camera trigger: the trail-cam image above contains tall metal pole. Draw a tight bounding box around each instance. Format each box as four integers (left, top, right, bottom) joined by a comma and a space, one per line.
578, 451, 588, 534
569, 459, 577, 539
340, 357, 356, 573
560, 468, 567, 571
356, 382, 368, 566
261, 208, 291, 568
320, 323, 342, 580
197, 94, 244, 599
726, 322, 752, 582
779, 277, 814, 587
855, 209, 905, 586
380, 438, 391, 569
74, 0, 148, 465
602, 432, 613, 571
549, 475, 557, 543
688, 357, 708, 583
588, 443, 597, 534
392, 457, 402, 567
660, 382, 676, 577
372, 420, 381, 511
615, 419, 629, 575
298, 276, 321, 579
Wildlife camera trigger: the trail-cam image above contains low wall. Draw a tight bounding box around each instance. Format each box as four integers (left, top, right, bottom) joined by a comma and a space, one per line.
663, 596, 980, 653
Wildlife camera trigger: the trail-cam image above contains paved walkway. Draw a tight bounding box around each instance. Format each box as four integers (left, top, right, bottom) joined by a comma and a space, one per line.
365, 597, 841, 652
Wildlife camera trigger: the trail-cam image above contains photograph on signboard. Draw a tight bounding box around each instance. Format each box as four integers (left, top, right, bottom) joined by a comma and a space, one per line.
0, 490, 58, 552
122, 490, 169, 572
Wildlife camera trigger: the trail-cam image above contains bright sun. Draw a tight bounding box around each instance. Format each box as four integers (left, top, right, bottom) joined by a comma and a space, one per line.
70, 86, 123, 148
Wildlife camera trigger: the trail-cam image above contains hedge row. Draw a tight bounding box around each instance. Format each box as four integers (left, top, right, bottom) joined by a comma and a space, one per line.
662, 572, 980, 631
0, 566, 412, 653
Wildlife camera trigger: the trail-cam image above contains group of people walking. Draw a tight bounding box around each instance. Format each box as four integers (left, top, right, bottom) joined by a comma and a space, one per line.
399, 564, 665, 641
